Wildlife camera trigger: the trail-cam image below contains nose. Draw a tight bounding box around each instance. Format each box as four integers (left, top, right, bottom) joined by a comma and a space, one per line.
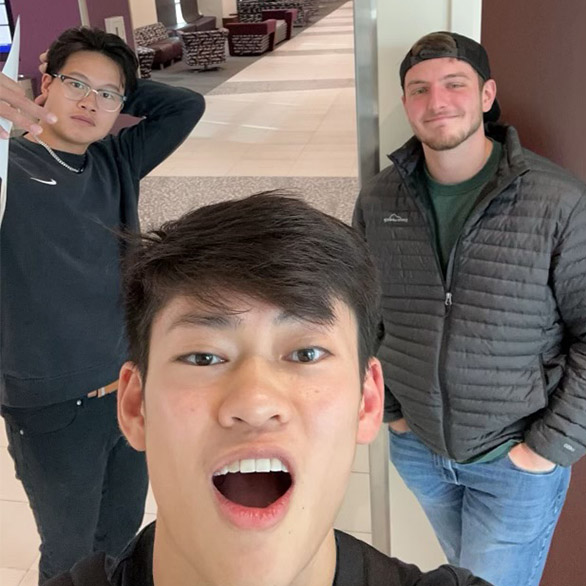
77, 89, 98, 112
427, 85, 448, 112
217, 357, 291, 430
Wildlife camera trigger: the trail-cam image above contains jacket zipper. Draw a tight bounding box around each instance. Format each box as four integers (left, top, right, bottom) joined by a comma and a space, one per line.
431, 171, 524, 459
445, 292, 453, 313
438, 242, 460, 458
390, 144, 528, 461
403, 184, 456, 457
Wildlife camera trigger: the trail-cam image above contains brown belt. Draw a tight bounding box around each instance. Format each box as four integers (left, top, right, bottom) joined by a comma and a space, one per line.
87, 380, 118, 399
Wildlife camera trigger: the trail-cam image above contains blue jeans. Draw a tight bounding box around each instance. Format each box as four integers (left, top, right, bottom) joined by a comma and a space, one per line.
389, 429, 571, 586
2, 393, 148, 584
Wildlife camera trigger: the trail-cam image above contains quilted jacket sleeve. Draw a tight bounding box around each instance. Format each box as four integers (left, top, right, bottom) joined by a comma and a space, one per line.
525, 191, 586, 466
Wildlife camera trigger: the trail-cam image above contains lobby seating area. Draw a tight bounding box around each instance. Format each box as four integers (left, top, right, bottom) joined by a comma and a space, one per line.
133, 0, 324, 72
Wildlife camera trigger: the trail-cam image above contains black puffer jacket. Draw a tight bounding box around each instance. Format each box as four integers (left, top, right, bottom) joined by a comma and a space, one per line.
353, 125, 586, 466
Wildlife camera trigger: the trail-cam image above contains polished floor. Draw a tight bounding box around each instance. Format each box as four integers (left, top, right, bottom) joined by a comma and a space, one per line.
0, 3, 378, 584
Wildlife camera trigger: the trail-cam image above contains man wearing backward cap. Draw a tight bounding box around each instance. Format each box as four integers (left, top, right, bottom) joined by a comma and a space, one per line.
354, 31, 586, 586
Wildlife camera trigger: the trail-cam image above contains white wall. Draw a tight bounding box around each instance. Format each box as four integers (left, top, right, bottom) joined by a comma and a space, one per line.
128, 0, 235, 28
198, 0, 223, 24
128, 0, 158, 28
223, 0, 236, 17
200, 0, 237, 20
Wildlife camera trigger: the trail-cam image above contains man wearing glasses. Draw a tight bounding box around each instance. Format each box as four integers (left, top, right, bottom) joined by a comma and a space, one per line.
0, 26, 204, 583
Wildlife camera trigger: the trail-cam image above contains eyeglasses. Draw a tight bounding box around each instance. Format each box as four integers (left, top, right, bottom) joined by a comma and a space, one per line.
51, 73, 126, 112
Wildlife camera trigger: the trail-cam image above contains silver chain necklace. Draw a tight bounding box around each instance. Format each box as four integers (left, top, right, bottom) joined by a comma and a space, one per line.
33, 136, 86, 174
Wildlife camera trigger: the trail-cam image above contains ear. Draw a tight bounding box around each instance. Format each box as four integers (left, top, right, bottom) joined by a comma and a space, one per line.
482, 79, 497, 113
117, 361, 146, 452
401, 93, 406, 107
356, 358, 384, 444
39, 73, 54, 99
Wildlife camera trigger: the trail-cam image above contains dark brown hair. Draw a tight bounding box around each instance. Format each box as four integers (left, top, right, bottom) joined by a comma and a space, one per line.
411, 32, 458, 58
123, 192, 382, 379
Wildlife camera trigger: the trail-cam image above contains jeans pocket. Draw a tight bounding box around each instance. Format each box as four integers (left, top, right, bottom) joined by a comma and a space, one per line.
388, 426, 410, 437
504, 452, 558, 476
2, 400, 81, 437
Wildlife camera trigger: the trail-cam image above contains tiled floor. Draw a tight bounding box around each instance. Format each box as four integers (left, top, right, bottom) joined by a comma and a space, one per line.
149, 2, 358, 178
0, 3, 379, 582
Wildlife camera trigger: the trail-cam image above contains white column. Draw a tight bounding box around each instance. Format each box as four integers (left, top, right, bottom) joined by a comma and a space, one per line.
128, 0, 159, 28
78, 0, 90, 26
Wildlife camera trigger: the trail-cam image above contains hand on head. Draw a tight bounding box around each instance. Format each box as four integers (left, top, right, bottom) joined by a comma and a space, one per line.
0, 51, 56, 139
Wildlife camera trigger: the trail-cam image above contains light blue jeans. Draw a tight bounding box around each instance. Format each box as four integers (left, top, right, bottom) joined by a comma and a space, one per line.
389, 429, 571, 586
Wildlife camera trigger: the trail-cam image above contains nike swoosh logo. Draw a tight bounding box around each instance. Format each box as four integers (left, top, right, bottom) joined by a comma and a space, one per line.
31, 177, 57, 185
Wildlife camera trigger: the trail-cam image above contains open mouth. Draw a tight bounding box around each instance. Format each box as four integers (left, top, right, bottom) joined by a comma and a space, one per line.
213, 458, 293, 508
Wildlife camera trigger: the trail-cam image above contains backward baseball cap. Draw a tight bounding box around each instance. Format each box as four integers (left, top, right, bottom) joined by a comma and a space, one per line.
400, 31, 501, 122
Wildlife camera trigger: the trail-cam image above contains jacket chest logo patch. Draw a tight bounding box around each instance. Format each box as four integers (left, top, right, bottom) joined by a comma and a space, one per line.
383, 213, 408, 224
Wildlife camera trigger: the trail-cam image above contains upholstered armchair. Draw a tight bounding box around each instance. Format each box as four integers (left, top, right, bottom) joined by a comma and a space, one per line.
226, 19, 276, 56
135, 46, 156, 79
134, 23, 183, 68
226, 9, 296, 56
178, 29, 229, 70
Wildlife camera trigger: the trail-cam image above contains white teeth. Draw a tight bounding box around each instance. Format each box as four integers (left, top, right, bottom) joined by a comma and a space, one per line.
240, 459, 256, 474
255, 458, 271, 472
213, 457, 288, 476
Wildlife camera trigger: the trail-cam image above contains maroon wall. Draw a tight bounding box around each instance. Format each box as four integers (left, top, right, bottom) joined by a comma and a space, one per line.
482, 1, 586, 182
482, 3, 586, 585
85, 0, 135, 49
11, 0, 81, 86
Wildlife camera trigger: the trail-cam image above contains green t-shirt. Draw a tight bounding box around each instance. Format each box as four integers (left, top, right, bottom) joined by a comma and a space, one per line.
425, 141, 514, 465
425, 140, 502, 274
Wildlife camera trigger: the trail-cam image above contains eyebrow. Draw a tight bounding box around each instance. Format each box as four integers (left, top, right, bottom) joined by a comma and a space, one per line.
64, 71, 123, 93
167, 313, 243, 332
166, 309, 332, 333
406, 72, 471, 87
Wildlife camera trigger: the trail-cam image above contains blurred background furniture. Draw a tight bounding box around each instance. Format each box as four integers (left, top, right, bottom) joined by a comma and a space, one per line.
263, 9, 296, 40
226, 9, 296, 55
155, 0, 216, 33
136, 46, 156, 79
226, 19, 276, 55
236, 0, 312, 27
178, 28, 229, 70
134, 22, 182, 68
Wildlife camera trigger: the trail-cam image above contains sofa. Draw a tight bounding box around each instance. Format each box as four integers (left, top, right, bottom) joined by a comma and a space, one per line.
134, 23, 182, 68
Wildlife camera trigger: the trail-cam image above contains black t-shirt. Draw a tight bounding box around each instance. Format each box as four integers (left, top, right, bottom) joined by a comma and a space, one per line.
46, 522, 492, 585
